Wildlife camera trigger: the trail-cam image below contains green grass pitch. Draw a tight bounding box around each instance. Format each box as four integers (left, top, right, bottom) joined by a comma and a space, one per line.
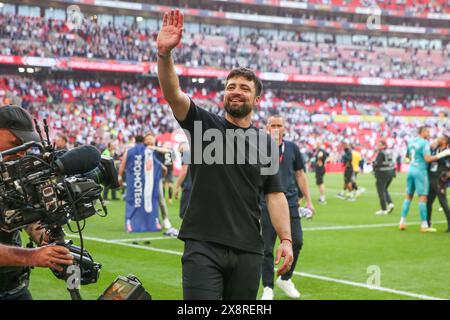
26, 173, 450, 300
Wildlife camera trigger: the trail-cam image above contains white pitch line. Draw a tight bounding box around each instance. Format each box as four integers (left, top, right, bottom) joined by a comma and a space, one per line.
66, 234, 447, 300
292, 271, 446, 300
303, 220, 446, 231
101, 220, 447, 242
66, 235, 183, 256
112, 236, 179, 242
325, 187, 405, 196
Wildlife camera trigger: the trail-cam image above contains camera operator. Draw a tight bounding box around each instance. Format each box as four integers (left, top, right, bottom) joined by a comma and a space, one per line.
0, 105, 73, 300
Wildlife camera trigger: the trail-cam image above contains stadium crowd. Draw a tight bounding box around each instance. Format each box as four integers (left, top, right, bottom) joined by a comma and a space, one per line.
1, 13, 449, 80
1, 76, 449, 166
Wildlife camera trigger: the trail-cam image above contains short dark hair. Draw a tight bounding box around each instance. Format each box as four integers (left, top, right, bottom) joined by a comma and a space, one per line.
135, 135, 144, 143
144, 132, 154, 139
226, 67, 263, 97
443, 134, 450, 146
418, 126, 428, 134
57, 133, 68, 143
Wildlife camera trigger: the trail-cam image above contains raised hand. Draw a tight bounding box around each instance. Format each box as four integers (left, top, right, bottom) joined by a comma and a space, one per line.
157, 9, 184, 56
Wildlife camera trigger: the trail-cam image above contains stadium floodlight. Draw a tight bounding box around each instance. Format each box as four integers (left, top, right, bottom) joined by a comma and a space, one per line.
18, 67, 25, 73
27, 68, 34, 73
136, 16, 143, 22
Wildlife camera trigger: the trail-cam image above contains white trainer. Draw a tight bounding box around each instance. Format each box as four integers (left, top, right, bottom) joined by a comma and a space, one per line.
163, 218, 172, 229
261, 287, 274, 300
375, 210, 388, 215
387, 203, 395, 214
276, 278, 301, 299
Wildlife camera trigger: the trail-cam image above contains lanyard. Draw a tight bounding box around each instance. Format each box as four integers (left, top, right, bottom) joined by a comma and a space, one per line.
279, 142, 285, 164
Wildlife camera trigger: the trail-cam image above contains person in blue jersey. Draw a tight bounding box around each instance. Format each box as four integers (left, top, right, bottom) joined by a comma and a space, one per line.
118, 134, 167, 232
399, 127, 450, 232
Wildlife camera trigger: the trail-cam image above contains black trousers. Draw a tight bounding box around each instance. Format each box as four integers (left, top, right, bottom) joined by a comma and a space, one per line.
103, 186, 117, 200
261, 207, 303, 289
182, 240, 262, 300
352, 171, 359, 190
427, 177, 450, 230
375, 172, 394, 211
315, 167, 325, 185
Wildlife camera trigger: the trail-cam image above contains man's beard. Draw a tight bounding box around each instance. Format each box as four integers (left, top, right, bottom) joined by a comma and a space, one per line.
224, 100, 253, 119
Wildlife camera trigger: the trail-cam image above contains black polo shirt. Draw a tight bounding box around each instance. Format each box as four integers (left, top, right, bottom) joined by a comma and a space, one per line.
429, 147, 450, 179
342, 148, 353, 169
261, 140, 305, 210
315, 148, 329, 171
176, 99, 283, 255
181, 150, 192, 190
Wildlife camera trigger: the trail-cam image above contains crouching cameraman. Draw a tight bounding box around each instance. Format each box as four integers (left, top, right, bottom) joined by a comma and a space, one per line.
0, 105, 73, 300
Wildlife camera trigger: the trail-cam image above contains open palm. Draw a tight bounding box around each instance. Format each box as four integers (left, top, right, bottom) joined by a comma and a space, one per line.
157, 10, 184, 55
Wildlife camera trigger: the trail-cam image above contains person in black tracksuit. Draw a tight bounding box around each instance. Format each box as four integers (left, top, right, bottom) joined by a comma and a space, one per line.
337, 142, 355, 201
314, 141, 329, 204
427, 135, 450, 231
372, 140, 396, 215
260, 115, 314, 300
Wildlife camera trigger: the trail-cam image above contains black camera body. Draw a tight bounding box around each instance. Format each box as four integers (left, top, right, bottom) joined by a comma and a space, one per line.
0, 139, 119, 288
0, 123, 150, 300
0, 146, 118, 232
52, 239, 102, 286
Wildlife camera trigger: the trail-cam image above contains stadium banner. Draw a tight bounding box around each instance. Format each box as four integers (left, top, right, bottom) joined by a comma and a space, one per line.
1, 54, 449, 88
125, 145, 162, 232
290, 74, 357, 84
393, 116, 446, 123
387, 79, 449, 88
67, 58, 149, 73
214, 0, 450, 21
333, 115, 385, 123
311, 114, 331, 122
0, 55, 22, 65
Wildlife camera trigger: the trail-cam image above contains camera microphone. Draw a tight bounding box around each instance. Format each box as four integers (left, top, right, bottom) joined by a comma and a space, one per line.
55, 145, 101, 175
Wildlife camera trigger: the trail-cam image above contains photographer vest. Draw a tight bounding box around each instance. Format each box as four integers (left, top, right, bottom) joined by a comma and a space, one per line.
429, 147, 450, 179
375, 150, 395, 173
0, 229, 30, 294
